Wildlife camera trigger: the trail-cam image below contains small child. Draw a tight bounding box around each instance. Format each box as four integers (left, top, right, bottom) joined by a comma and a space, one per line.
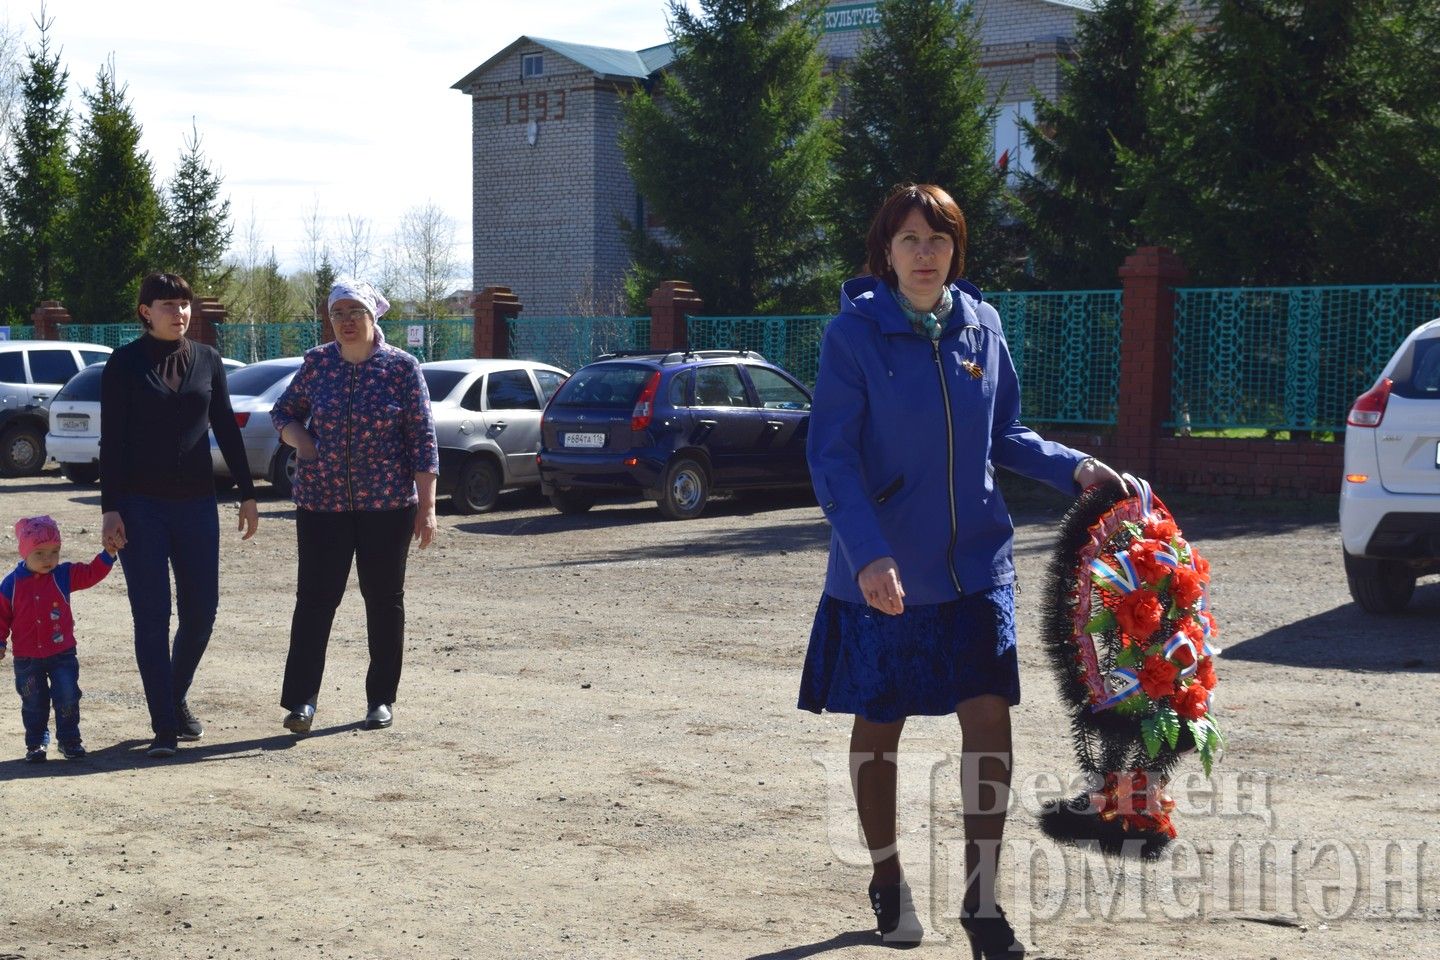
0, 516, 114, 762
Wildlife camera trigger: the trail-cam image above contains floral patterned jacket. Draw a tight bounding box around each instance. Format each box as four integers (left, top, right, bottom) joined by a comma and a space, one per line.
270, 331, 439, 513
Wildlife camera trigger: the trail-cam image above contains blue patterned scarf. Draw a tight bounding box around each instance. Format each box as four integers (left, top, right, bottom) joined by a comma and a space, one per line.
893, 285, 954, 340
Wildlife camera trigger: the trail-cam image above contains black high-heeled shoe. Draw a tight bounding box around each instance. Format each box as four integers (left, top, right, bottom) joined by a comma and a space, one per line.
959, 905, 1024, 959
868, 880, 923, 945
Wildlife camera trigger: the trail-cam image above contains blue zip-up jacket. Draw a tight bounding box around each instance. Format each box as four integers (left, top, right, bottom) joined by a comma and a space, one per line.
808, 276, 1088, 605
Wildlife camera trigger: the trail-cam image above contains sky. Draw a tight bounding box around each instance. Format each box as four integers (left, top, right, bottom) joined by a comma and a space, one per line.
1, 0, 703, 288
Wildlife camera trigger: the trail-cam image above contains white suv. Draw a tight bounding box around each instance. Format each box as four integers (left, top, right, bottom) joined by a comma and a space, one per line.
1340, 318, 1440, 612
0, 340, 112, 475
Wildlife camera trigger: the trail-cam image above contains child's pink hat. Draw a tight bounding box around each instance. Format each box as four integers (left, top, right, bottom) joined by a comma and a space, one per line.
15, 515, 61, 558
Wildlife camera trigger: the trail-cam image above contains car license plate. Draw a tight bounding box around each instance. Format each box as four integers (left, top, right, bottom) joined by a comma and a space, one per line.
563, 432, 606, 449
58, 414, 88, 431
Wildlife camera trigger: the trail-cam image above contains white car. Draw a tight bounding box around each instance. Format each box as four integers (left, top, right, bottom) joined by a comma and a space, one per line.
3, 340, 112, 475
210, 357, 303, 496
423, 358, 569, 513
48, 356, 245, 485
1340, 317, 1440, 612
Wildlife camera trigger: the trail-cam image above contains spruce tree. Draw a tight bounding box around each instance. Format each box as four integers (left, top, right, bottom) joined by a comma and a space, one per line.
829, 0, 1016, 290
1130, 1, 1426, 284
155, 122, 233, 295
620, 0, 837, 314
0, 9, 72, 318
1020, 0, 1189, 289
64, 60, 159, 323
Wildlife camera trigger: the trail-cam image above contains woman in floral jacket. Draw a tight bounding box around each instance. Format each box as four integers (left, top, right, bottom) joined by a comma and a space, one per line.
271, 278, 438, 734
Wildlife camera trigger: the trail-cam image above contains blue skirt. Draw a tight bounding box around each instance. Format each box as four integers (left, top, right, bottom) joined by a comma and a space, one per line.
797, 585, 1020, 723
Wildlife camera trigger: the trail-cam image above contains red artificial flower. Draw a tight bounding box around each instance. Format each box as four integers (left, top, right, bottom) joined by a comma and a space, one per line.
1178, 617, 1204, 644
1171, 566, 1205, 610
1169, 639, 1197, 668
1196, 657, 1218, 690
1173, 681, 1209, 721
1144, 515, 1178, 542
1192, 551, 1211, 583
1126, 541, 1172, 587
1139, 653, 1179, 700
1115, 588, 1165, 640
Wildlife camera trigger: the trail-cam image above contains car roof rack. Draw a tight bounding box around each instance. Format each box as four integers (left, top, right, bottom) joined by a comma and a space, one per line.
595, 348, 769, 365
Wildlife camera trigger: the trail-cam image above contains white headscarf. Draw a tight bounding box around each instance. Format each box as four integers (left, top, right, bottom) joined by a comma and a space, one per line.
328, 276, 390, 320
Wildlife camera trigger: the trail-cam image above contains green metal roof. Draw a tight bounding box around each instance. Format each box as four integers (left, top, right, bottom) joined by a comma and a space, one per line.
451, 36, 673, 91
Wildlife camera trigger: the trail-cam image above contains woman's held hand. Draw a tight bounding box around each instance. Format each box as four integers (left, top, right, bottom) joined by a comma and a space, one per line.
1074, 457, 1124, 493
858, 556, 905, 615
237, 499, 259, 540
102, 511, 127, 553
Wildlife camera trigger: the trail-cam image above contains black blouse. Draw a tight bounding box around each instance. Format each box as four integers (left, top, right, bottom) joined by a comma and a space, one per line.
99, 335, 257, 513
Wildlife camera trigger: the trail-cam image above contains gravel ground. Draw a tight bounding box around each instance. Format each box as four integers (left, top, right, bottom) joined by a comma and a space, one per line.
1, 469, 1435, 959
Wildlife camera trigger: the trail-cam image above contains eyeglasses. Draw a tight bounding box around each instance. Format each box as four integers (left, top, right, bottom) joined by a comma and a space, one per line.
331, 307, 370, 322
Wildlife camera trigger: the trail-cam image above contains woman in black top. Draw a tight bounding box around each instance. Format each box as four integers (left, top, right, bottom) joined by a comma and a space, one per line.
100, 273, 259, 758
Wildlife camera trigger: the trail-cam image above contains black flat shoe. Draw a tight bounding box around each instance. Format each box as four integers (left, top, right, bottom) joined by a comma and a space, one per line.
283, 704, 315, 734
868, 880, 923, 945
362, 704, 392, 730
175, 701, 204, 741
959, 905, 1024, 960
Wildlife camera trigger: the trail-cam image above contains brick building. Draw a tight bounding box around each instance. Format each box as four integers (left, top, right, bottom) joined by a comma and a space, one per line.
452, 2, 1205, 313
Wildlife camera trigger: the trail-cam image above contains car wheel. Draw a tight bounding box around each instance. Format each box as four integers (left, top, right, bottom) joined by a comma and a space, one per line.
453, 457, 502, 515
548, 488, 596, 515
657, 457, 709, 520
59, 462, 100, 485
0, 423, 46, 476
271, 444, 298, 499
1343, 549, 1416, 614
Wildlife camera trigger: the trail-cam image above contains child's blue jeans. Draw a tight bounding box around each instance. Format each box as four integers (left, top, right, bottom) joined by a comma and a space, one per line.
12, 650, 82, 750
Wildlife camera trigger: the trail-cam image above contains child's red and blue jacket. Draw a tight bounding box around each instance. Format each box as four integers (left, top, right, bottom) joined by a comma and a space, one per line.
0, 553, 115, 658
270, 329, 439, 513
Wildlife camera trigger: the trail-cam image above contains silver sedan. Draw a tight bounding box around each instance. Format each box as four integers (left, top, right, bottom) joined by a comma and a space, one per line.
211, 357, 303, 496
423, 358, 569, 513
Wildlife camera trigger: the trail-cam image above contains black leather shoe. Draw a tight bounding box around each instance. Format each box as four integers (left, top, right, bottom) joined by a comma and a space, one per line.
283, 704, 315, 734
959, 905, 1025, 960
868, 880, 923, 945
24, 746, 46, 763
60, 741, 86, 759
362, 704, 392, 730
176, 701, 204, 741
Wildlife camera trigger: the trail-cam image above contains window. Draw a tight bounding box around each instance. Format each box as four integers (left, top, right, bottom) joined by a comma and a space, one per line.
992, 100, 1035, 178
54, 364, 105, 402
534, 369, 566, 402
461, 380, 485, 412
746, 366, 811, 411
522, 53, 543, 79
552, 365, 655, 409
421, 368, 466, 403
80, 350, 109, 367
667, 370, 693, 407
27, 348, 79, 385
227, 363, 296, 398
693, 365, 748, 407
1395, 339, 1440, 399
485, 369, 540, 410
0, 352, 24, 383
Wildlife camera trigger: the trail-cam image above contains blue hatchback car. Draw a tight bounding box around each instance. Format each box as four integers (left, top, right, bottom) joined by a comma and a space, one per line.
538, 349, 813, 519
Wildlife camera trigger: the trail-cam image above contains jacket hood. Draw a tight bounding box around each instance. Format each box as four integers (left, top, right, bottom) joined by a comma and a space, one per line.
837, 275, 985, 335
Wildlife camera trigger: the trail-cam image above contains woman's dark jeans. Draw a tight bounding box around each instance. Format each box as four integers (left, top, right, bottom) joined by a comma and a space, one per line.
13, 651, 82, 749
281, 506, 415, 713
116, 494, 220, 737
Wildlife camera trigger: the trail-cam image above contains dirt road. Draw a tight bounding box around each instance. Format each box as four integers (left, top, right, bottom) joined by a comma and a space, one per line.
1, 472, 1435, 959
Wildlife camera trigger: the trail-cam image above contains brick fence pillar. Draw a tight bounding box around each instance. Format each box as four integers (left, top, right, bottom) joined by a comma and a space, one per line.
472, 286, 521, 358
647, 281, 702, 351
1116, 247, 1188, 477
29, 301, 71, 340
190, 297, 226, 347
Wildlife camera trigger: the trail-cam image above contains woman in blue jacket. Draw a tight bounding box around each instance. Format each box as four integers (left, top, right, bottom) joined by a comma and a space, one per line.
798, 184, 1118, 955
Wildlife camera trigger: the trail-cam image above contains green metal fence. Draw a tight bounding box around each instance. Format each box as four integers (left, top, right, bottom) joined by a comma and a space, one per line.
215, 321, 322, 363
990, 290, 1123, 425
377, 318, 473, 362
687, 315, 829, 386
1171, 284, 1440, 433
59, 323, 143, 348
1, 324, 36, 341
507, 316, 650, 373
